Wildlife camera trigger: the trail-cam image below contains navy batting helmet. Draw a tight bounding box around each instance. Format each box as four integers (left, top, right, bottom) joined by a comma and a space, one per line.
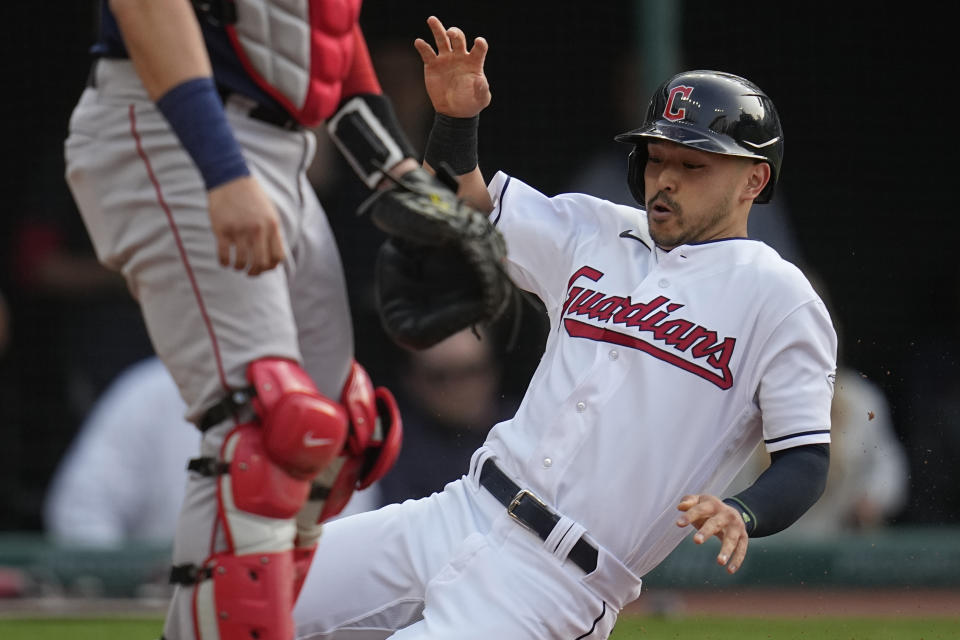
615, 70, 783, 205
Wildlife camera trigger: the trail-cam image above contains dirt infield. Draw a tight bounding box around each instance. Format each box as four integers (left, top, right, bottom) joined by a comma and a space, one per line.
625, 587, 960, 618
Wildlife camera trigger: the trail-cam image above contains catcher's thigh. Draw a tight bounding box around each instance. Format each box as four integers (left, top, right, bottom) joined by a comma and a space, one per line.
65, 59, 354, 419
229, 109, 354, 400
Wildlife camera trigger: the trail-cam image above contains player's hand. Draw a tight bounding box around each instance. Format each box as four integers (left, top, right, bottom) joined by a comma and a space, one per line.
207, 176, 286, 276
676, 494, 748, 574
414, 16, 491, 117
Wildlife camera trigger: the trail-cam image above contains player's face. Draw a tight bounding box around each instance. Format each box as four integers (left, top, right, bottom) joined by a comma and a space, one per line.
643, 141, 754, 250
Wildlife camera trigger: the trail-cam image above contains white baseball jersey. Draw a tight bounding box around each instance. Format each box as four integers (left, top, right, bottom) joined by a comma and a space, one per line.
293, 173, 837, 640
484, 172, 837, 577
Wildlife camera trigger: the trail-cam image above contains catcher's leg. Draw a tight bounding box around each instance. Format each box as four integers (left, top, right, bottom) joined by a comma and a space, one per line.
65, 60, 355, 640
281, 187, 404, 598
291, 360, 402, 599
171, 358, 350, 640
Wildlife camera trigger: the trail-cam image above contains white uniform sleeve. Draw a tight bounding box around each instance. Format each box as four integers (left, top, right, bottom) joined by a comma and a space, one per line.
758, 299, 838, 452
487, 172, 606, 310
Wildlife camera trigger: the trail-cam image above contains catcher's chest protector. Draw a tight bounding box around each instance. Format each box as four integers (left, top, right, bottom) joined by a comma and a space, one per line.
227, 0, 362, 126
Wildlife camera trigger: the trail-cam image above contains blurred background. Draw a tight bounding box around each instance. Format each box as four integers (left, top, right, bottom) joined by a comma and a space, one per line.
1, 0, 957, 617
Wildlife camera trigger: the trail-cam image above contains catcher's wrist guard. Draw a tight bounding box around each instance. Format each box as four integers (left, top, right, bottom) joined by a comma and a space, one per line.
327, 94, 417, 188
156, 77, 250, 190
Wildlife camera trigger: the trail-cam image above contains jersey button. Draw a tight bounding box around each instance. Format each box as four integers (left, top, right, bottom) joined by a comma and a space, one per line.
575, 401, 586, 413
609, 349, 619, 360
543, 457, 553, 468
658, 278, 670, 288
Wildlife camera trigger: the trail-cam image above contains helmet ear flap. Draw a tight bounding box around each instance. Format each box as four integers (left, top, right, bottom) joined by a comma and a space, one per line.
626, 146, 646, 207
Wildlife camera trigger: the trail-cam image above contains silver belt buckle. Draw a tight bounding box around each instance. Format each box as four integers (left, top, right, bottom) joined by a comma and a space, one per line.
507, 488, 547, 532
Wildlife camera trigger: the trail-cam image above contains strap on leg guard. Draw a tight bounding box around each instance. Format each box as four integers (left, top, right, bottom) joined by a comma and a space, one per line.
177, 424, 304, 640
180, 358, 356, 639
172, 550, 295, 640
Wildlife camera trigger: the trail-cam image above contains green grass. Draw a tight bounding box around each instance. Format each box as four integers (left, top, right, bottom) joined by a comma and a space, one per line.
0, 617, 164, 640
0, 616, 957, 639
612, 616, 960, 639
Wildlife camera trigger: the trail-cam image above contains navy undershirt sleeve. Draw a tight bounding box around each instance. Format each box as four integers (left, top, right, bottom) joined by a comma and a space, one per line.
723, 443, 830, 538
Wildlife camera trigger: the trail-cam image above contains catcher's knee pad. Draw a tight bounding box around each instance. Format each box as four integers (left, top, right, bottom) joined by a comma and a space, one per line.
320, 360, 402, 520
248, 357, 349, 480
192, 549, 296, 640
213, 355, 350, 550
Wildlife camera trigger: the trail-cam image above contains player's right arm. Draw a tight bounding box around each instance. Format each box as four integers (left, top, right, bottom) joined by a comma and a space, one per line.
109, 0, 286, 276
109, 0, 209, 99
415, 16, 493, 213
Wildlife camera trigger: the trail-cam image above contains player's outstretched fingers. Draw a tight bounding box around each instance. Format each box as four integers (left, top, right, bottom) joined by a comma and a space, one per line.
675, 494, 717, 536
414, 38, 437, 62
472, 37, 489, 60
447, 27, 467, 53
676, 494, 699, 516
718, 528, 748, 574
676, 494, 749, 573
426, 16, 451, 52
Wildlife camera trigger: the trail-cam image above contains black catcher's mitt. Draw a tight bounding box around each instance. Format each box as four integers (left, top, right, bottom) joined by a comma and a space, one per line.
361, 165, 513, 349
358, 165, 497, 246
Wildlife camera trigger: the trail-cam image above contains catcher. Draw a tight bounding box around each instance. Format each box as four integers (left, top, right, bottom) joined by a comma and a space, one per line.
63, 1, 509, 638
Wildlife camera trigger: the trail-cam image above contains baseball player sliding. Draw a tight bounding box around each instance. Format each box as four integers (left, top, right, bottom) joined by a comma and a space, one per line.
64, 3, 507, 640
292, 16, 838, 640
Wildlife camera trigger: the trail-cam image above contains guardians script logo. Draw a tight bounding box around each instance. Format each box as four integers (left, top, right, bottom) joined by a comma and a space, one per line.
562, 266, 736, 389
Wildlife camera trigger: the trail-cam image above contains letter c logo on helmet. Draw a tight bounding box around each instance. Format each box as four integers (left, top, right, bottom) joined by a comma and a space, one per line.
663, 86, 693, 121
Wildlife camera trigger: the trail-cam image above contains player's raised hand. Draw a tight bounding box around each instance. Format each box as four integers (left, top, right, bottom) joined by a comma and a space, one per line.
207, 175, 287, 276
676, 494, 748, 574
414, 16, 491, 117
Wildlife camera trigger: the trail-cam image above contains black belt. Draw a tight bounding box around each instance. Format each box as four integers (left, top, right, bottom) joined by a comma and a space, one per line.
217, 88, 302, 131
479, 459, 598, 574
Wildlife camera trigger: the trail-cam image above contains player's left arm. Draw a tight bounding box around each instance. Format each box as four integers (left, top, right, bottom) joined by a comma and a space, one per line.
678, 294, 837, 573
676, 443, 829, 574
